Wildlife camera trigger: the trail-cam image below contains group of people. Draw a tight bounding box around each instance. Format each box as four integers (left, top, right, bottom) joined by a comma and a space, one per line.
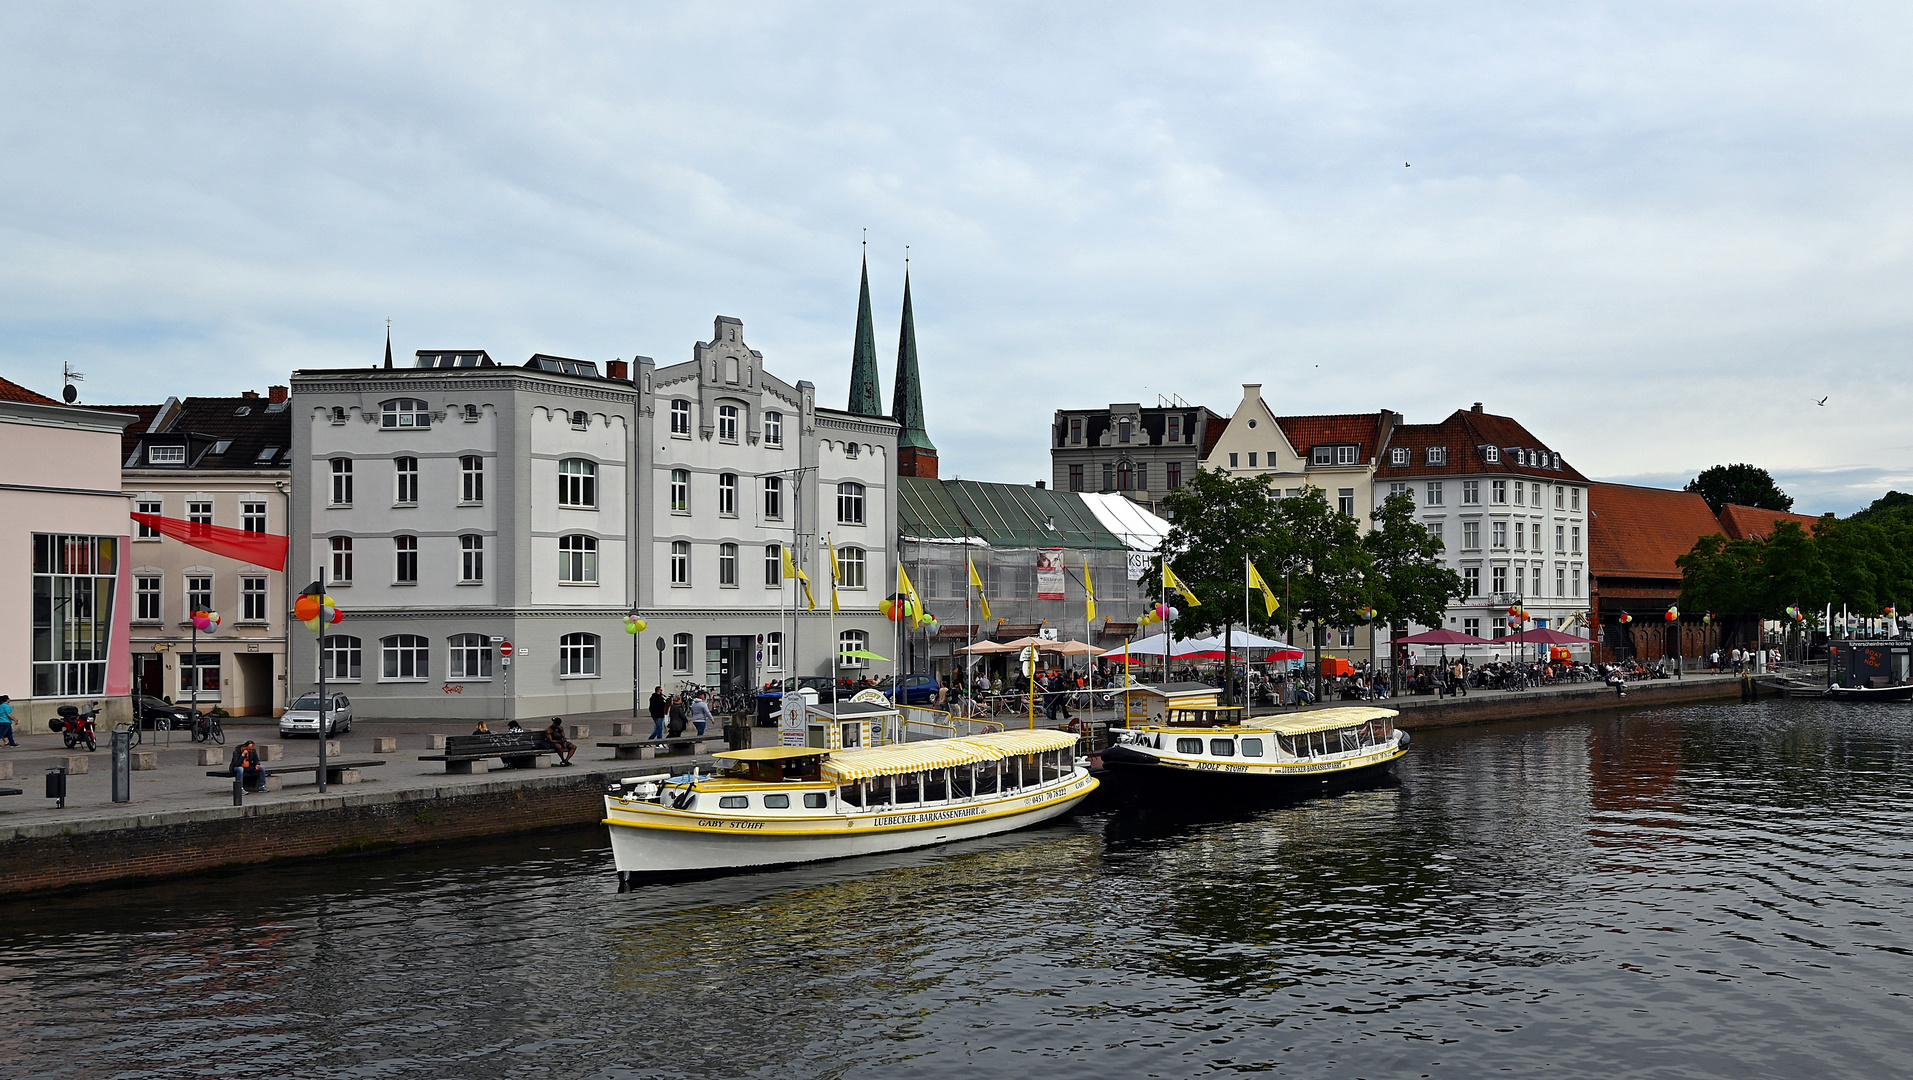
646, 688, 714, 741
1709, 646, 1772, 675
471, 717, 579, 764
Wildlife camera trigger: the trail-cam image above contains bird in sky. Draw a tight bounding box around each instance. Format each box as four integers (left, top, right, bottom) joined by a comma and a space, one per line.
1817, 397, 1829, 406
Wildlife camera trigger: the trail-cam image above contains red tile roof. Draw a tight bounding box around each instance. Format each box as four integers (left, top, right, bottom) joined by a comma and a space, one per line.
1716, 503, 1823, 541
1589, 483, 1723, 580
0, 376, 60, 405
1274, 413, 1384, 465
1200, 416, 1229, 460
83, 402, 165, 459
1375, 407, 1588, 483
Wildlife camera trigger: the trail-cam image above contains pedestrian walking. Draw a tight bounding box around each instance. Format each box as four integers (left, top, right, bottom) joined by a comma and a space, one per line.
688, 693, 714, 737
648, 686, 668, 740
0, 695, 15, 747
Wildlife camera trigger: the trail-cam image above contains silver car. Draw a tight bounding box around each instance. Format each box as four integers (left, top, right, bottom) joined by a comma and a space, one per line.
280, 692, 353, 737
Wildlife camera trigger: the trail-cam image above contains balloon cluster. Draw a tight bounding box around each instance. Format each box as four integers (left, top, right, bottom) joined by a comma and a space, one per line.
1358, 606, 1379, 622
294, 593, 343, 632
1137, 603, 1179, 628
1664, 605, 1680, 622
190, 610, 220, 633
1785, 605, 1803, 621
920, 615, 941, 637
1886, 606, 1898, 618
624, 615, 647, 635
1619, 612, 1634, 625
1507, 604, 1527, 623
1703, 612, 1713, 625
878, 593, 925, 629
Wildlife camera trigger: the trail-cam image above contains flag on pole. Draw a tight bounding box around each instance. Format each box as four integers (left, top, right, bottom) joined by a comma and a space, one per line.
826, 537, 842, 613
782, 545, 816, 611
1084, 559, 1097, 623
1163, 561, 1201, 606
1247, 561, 1279, 617
968, 557, 992, 622
899, 562, 923, 628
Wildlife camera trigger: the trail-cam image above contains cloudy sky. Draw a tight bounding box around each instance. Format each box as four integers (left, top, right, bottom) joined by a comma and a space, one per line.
2, 3, 1908, 513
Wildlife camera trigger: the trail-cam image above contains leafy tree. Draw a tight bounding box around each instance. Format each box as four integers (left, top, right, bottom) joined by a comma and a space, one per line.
1278, 486, 1372, 696
1683, 463, 1792, 515
1365, 492, 1464, 692
1676, 533, 1765, 647
1850, 490, 1913, 527
1150, 469, 1285, 702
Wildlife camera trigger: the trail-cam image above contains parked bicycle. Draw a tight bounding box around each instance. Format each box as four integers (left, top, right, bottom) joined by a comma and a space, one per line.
191, 711, 225, 745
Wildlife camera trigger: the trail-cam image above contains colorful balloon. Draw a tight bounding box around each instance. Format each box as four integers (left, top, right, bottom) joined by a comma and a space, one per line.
624, 616, 647, 635
295, 593, 344, 632
1664, 605, 1680, 622
190, 610, 221, 633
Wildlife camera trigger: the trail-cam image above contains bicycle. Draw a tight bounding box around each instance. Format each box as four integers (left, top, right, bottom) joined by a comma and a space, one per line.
191, 712, 225, 745
115, 721, 143, 748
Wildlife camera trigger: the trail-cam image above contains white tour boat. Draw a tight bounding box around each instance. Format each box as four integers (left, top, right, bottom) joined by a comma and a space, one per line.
603, 728, 1096, 880
1099, 703, 1409, 800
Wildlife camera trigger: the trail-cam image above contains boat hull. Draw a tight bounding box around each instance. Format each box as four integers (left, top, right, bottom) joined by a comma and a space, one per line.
1823, 685, 1913, 702
1098, 742, 1406, 805
605, 771, 1098, 876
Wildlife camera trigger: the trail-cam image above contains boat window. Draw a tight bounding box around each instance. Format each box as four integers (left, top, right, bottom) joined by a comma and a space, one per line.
763, 794, 790, 809
975, 760, 999, 795
1061, 746, 1074, 771
868, 776, 892, 805
1176, 738, 1203, 754
804, 792, 827, 809
839, 783, 864, 807
1241, 738, 1264, 757
1043, 750, 1062, 781
894, 773, 922, 804
1209, 738, 1235, 757
924, 769, 949, 801
718, 796, 748, 809
951, 765, 975, 798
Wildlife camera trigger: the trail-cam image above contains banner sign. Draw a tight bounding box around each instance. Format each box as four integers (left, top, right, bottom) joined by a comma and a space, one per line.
1036, 550, 1065, 600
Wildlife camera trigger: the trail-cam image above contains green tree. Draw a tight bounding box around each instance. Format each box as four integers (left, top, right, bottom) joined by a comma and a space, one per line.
1365, 492, 1464, 693
1278, 486, 1372, 697
1676, 533, 1765, 648
1683, 463, 1793, 515
1850, 490, 1913, 527
1151, 468, 1285, 702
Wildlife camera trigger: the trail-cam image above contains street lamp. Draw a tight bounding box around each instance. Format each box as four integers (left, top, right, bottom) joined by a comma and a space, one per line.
624, 611, 647, 718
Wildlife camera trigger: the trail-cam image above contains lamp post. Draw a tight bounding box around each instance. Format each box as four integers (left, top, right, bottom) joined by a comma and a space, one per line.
188, 609, 220, 722
624, 611, 647, 718
296, 573, 343, 793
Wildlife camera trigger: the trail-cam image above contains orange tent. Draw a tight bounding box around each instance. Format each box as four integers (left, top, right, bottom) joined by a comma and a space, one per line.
1319, 657, 1354, 677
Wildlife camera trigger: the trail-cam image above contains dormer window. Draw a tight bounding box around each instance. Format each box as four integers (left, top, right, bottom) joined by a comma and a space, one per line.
570, 410, 588, 429
1390, 447, 1409, 466
148, 445, 186, 465
330, 407, 347, 424
463, 404, 480, 421
1483, 446, 1500, 464
1118, 420, 1132, 443
1315, 444, 1357, 466
1426, 446, 1446, 466
381, 399, 430, 429
1166, 415, 1181, 443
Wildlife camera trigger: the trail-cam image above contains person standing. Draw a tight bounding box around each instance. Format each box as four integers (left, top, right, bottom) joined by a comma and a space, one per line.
688, 693, 714, 737
648, 686, 668, 740
0, 695, 15, 747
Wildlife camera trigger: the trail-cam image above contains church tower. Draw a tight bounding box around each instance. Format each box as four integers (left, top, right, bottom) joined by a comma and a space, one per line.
891, 264, 938, 478
847, 251, 884, 416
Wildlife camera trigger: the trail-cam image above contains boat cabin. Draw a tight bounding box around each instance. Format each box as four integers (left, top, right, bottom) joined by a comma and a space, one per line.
1117, 681, 1223, 725
1159, 705, 1247, 728
719, 746, 825, 783
780, 697, 900, 751
1827, 640, 1913, 688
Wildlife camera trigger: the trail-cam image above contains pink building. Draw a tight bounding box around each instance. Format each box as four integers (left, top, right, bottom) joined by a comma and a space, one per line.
0, 377, 138, 726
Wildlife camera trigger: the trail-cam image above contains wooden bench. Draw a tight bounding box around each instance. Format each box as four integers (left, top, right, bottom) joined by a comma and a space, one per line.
205, 758, 387, 789
595, 735, 726, 760
0, 788, 21, 797
418, 732, 562, 774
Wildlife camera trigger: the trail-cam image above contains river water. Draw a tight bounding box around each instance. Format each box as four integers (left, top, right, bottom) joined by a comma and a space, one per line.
2, 698, 1910, 1080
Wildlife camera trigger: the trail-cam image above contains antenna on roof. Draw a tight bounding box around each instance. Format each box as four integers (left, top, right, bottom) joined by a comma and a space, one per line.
61, 361, 84, 403
1156, 393, 1189, 409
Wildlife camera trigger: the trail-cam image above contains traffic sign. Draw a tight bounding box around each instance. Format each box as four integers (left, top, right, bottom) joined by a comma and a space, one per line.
489, 635, 504, 643
500, 641, 514, 657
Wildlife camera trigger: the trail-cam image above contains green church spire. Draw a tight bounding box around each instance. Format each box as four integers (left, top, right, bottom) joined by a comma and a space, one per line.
891, 265, 935, 452
847, 251, 884, 416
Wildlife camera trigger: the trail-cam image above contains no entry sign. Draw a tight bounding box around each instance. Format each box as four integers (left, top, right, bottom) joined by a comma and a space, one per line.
499, 641, 514, 657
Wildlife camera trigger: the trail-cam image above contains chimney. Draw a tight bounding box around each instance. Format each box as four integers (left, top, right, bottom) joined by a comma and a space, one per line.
1035, 480, 1046, 489
1471, 402, 1484, 413
269, 386, 288, 403
242, 390, 260, 399
606, 359, 629, 381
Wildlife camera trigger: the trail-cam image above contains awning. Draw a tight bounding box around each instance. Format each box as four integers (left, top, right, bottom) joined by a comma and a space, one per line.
820, 728, 1081, 782
713, 747, 825, 763
1242, 707, 1397, 736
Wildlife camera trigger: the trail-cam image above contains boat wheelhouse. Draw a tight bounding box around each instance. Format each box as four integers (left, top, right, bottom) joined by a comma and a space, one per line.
603, 728, 1096, 879
1100, 703, 1408, 798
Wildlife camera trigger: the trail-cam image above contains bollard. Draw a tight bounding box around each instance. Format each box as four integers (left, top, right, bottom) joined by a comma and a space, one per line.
611, 722, 635, 737
198, 747, 223, 766
131, 749, 159, 771
233, 775, 244, 806
45, 767, 67, 809
261, 743, 285, 762
0, 761, 14, 781
567, 724, 590, 741
428, 734, 448, 750
111, 727, 132, 803
371, 736, 397, 754
324, 740, 341, 757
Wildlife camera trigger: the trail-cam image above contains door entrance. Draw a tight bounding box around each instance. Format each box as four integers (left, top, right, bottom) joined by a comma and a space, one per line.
704, 636, 754, 696
136, 653, 164, 698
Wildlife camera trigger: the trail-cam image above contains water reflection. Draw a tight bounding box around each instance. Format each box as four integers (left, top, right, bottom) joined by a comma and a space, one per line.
1, 699, 1909, 1079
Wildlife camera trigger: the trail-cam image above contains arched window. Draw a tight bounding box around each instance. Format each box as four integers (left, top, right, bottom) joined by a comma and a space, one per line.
381, 634, 430, 680
762, 475, 782, 520
1116, 460, 1134, 490
719, 542, 738, 586
570, 409, 588, 428
670, 469, 689, 512
559, 458, 597, 508
670, 399, 692, 436
717, 473, 737, 516
763, 411, 782, 446
717, 403, 740, 442
836, 545, 866, 589
381, 399, 430, 429
559, 633, 599, 677
837, 482, 865, 525
559, 534, 598, 583
839, 629, 869, 668
670, 540, 690, 585
671, 632, 692, 673
320, 635, 362, 681
448, 634, 492, 679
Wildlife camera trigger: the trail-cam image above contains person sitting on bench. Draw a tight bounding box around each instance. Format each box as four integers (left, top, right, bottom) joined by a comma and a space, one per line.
543, 717, 577, 766
230, 741, 266, 793
473, 720, 492, 735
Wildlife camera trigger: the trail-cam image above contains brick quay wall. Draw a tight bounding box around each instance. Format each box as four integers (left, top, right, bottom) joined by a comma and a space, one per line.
1, 677, 1747, 896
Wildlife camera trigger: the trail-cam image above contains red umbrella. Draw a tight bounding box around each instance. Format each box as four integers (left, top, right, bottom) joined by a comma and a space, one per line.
1397, 628, 1495, 645
1486, 627, 1592, 646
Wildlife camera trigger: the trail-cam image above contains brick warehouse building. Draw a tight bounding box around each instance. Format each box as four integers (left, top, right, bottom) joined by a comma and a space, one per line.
1587, 483, 1724, 663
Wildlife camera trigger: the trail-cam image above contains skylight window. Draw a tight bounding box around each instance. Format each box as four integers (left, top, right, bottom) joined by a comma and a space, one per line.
256, 446, 279, 462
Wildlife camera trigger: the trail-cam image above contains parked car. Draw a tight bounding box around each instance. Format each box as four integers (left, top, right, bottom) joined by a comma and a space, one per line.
766, 676, 840, 704
134, 695, 196, 730
280, 692, 353, 737
875, 673, 938, 705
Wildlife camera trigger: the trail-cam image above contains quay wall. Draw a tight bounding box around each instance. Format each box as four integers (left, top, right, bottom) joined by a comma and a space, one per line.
2, 678, 1746, 896
0, 769, 617, 897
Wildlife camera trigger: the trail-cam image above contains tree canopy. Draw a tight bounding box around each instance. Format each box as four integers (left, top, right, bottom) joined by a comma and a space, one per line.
1678, 514, 1913, 640
1682, 463, 1792, 515
1851, 490, 1913, 527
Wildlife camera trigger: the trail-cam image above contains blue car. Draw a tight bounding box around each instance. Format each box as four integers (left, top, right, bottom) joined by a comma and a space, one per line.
877, 673, 938, 705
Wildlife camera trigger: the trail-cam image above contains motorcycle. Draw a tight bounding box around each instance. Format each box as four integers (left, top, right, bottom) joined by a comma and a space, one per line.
50, 701, 102, 751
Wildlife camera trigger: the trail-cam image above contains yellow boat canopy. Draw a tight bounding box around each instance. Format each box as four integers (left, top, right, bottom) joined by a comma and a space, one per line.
1241, 707, 1398, 736
821, 728, 1081, 782
712, 746, 826, 763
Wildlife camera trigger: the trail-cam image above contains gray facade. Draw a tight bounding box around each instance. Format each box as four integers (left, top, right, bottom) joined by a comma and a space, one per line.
1050, 401, 1225, 517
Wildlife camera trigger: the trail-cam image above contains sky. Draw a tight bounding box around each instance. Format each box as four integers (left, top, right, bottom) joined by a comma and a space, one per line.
2, 2, 1909, 514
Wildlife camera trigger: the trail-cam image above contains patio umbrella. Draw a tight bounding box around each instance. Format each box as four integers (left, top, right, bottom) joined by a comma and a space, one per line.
1397, 628, 1495, 645
1101, 636, 1227, 662
1044, 639, 1105, 656
1210, 629, 1305, 661
956, 641, 1021, 654
1485, 627, 1592, 646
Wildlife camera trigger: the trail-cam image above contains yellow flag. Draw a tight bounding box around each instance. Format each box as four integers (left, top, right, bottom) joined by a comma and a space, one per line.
899, 562, 922, 628
1247, 561, 1279, 617
968, 557, 993, 623
826, 537, 842, 613
796, 569, 816, 612
1163, 561, 1201, 607
1084, 559, 1097, 623
780, 545, 798, 580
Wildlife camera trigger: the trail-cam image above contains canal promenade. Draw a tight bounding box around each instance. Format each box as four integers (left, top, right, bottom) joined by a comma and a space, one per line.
0, 673, 1744, 894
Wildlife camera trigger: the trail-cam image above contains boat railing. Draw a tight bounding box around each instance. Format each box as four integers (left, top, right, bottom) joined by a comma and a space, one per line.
894, 706, 1005, 742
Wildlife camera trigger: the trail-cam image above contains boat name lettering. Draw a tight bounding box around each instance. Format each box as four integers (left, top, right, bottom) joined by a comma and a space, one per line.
696, 818, 767, 830
875, 806, 987, 828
